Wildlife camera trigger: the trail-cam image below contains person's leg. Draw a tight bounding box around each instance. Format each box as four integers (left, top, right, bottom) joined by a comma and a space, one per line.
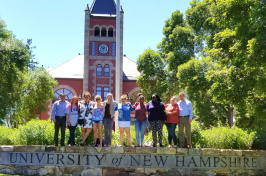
185, 117, 191, 147
125, 127, 132, 146
108, 119, 114, 146
72, 126, 77, 145
81, 127, 86, 140
150, 121, 157, 146
165, 123, 172, 145
68, 126, 73, 145
103, 119, 109, 146
82, 128, 92, 144
179, 117, 185, 148
119, 127, 125, 146
140, 121, 147, 146
93, 123, 98, 146
171, 124, 178, 146
60, 118, 66, 146
98, 123, 103, 147
54, 117, 60, 146
157, 120, 163, 145
134, 120, 140, 145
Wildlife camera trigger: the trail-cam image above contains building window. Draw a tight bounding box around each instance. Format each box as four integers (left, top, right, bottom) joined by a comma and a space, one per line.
95, 27, 100, 36
54, 88, 74, 102
97, 65, 102, 77
112, 43, 115, 56
104, 87, 109, 100
104, 65, 110, 77
92, 42, 95, 55
96, 87, 102, 97
108, 27, 113, 37
101, 27, 107, 37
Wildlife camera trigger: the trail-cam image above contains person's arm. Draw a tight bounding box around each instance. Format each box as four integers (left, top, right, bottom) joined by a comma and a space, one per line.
115, 103, 118, 111
129, 104, 134, 111
188, 101, 193, 124
171, 104, 179, 115
51, 102, 57, 122
66, 106, 70, 126
146, 102, 150, 112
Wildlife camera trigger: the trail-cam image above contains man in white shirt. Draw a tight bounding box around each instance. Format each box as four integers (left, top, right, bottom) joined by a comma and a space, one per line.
178, 92, 193, 148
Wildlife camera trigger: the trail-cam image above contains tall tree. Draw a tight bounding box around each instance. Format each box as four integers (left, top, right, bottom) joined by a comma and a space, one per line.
0, 19, 57, 126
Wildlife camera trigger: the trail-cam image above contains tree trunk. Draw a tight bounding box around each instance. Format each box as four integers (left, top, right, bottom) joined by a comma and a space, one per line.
227, 105, 234, 127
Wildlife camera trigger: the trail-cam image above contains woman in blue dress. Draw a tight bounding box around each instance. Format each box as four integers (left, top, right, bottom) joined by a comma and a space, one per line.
115, 94, 134, 147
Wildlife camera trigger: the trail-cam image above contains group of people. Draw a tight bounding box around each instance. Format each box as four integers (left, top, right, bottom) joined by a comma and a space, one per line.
52, 91, 193, 148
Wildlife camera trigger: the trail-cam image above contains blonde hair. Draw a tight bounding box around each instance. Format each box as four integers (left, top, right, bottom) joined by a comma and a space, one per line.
121, 94, 127, 99
106, 93, 114, 116
94, 95, 102, 101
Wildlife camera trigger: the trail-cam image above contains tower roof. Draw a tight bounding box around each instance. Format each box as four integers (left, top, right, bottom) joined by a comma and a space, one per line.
90, 0, 116, 15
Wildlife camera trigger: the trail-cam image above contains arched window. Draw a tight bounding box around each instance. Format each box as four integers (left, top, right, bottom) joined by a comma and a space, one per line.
54, 88, 74, 102
95, 27, 100, 36
101, 27, 107, 37
97, 64, 102, 77
108, 27, 113, 37
104, 64, 110, 77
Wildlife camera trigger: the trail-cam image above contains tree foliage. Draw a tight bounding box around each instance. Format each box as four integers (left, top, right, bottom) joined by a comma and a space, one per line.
137, 0, 266, 128
0, 19, 57, 126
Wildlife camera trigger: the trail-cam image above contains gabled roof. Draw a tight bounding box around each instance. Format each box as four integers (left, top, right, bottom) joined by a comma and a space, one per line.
48, 55, 84, 79
48, 54, 140, 81
90, 0, 116, 15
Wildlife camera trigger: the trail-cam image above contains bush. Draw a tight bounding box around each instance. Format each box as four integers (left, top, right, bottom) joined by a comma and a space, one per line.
0, 126, 14, 145
201, 126, 255, 149
252, 127, 266, 150
0, 119, 260, 150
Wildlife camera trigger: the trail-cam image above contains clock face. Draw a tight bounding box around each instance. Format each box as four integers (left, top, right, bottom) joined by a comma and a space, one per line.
99, 44, 108, 54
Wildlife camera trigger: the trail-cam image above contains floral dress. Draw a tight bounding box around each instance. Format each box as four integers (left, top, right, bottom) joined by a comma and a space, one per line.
78, 100, 93, 128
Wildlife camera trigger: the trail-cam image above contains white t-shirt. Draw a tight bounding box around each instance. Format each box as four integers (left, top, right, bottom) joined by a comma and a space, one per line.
66, 105, 79, 126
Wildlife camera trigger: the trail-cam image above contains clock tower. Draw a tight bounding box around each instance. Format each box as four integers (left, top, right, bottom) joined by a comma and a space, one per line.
83, 0, 124, 101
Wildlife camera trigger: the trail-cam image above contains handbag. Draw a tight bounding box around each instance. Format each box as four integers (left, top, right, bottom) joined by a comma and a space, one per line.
78, 118, 84, 125
78, 104, 85, 125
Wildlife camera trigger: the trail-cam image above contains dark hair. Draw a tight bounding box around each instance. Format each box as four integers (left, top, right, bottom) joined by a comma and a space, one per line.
150, 93, 161, 102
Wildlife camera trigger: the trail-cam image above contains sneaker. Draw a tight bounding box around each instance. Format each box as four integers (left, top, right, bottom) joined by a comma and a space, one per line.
159, 143, 164, 147
173, 145, 177, 148
187, 145, 191, 149
153, 143, 157, 148
168, 145, 172, 148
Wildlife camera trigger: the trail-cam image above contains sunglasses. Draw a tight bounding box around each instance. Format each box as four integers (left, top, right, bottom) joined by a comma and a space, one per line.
96, 98, 101, 101
84, 95, 90, 98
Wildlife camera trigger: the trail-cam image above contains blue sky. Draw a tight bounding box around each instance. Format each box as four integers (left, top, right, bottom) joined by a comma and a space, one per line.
0, 0, 191, 68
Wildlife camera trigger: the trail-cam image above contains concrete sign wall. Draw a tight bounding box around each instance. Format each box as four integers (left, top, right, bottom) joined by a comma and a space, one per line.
0, 145, 265, 176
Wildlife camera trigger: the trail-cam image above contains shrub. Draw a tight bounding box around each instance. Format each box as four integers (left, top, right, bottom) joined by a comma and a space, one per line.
0, 126, 14, 145
252, 127, 266, 150
201, 126, 255, 149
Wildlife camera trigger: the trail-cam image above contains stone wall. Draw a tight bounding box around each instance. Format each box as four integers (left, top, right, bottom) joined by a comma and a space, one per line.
0, 145, 265, 176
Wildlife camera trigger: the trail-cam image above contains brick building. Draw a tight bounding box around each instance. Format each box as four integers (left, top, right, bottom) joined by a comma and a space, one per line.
39, 0, 140, 120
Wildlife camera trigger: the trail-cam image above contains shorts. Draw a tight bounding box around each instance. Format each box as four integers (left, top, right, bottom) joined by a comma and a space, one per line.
92, 120, 103, 124
118, 121, 130, 127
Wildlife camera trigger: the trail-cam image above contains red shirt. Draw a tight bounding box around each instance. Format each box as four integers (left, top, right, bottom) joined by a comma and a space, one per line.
165, 103, 179, 124
133, 103, 147, 121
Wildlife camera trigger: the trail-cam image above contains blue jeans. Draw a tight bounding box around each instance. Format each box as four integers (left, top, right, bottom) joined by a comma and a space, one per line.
68, 126, 76, 145
166, 123, 177, 145
135, 120, 147, 145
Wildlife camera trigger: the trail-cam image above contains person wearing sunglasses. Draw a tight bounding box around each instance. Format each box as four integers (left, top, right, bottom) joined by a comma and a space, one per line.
92, 95, 104, 147
115, 94, 134, 147
78, 91, 93, 146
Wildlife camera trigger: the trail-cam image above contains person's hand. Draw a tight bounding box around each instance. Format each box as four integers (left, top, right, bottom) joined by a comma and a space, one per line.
188, 119, 192, 124
53, 119, 56, 123
67, 121, 70, 126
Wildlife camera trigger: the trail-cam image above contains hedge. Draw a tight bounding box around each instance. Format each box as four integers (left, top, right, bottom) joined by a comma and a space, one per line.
0, 120, 262, 150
